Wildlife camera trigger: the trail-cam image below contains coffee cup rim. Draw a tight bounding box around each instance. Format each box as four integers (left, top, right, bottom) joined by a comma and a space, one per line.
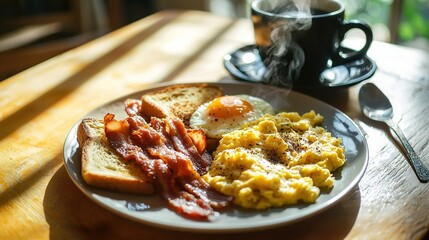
251, 0, 345, 19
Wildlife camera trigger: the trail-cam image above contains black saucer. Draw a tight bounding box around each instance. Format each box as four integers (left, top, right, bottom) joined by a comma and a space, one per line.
223, 44, 377, 88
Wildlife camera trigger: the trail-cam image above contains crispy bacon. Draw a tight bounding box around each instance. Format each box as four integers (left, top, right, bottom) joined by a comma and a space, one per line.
186, 129, 207, 155
104, 114, 155, 175
149, 117, 211, 175
147, 144, 230, 209
125, 98, 208, 155
168, 191, 214, 220
124, 99, 144, 117
104, 113, 231, 220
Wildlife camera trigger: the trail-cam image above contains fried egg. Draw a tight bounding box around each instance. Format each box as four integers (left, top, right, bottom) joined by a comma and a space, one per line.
189, 94, 274, 138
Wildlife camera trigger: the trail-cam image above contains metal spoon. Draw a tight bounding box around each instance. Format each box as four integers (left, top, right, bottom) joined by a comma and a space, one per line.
359, 82, 429, 183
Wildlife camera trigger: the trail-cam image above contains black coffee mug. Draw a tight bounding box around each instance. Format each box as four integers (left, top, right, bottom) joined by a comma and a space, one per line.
251, 0, 373, 88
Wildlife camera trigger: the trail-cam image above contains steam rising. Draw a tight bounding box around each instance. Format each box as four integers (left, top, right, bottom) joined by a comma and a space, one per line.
260, 0, 312, 88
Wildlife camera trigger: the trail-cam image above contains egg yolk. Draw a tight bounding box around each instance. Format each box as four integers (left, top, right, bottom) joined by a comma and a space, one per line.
206, 96, 253, 119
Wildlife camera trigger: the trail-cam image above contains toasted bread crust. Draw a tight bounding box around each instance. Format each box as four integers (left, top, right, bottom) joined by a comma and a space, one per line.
77, 118, 103, 147
140, 84, 223, 126
78, 118, 154, 195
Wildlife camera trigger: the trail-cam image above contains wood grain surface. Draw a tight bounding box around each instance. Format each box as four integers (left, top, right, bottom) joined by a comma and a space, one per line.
0, 10, 428, 240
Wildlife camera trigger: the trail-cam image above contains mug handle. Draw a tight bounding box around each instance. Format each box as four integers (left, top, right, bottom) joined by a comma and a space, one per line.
333, 20, 373, 65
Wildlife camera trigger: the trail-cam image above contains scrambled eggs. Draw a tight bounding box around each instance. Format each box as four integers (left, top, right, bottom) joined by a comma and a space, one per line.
203, 111, 346, 209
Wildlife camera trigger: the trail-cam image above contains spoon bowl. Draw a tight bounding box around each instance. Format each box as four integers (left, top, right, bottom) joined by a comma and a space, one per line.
359, 82, 429, 183
359, 83, 393, 121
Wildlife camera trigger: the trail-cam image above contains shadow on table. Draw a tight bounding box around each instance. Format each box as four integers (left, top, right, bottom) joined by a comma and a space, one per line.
44, 166, 361, 240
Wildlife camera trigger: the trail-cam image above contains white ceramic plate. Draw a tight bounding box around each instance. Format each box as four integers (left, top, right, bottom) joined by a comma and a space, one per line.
63, 82, 368, 232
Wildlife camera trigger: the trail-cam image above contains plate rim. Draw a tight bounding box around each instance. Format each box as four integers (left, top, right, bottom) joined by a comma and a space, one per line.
63, 81, 368, 233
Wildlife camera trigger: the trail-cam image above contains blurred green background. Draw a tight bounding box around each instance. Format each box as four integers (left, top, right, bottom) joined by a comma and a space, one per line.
344, 0, 429, 48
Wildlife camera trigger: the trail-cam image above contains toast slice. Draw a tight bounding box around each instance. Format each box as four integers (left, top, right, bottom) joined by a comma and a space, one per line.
140, 84, 223, 126
77, 118, 154, 195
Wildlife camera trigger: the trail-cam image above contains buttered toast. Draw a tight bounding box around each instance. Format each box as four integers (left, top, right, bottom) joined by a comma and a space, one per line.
77, 118, 154, 194
140, 84, 223, 126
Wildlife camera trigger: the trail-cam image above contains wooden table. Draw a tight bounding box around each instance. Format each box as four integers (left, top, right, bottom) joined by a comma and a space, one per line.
1, 10, 428, 240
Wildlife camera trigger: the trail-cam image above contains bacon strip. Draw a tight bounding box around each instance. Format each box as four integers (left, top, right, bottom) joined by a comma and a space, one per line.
149, 117, 211, 175
131, 117, 231, 208
186, 129, 207, 155
104, 114, 231, 220
124, 99, 144, 118
104, 114, 155, 175
125, 100, 208, 156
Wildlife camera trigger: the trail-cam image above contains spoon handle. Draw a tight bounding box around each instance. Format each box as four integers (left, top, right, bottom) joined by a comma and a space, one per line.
386, 119, 429, 183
